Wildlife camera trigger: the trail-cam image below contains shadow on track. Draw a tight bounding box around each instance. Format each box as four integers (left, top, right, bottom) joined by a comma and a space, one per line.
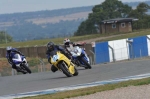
77, 68, 89, 71
50, 76, 69, 80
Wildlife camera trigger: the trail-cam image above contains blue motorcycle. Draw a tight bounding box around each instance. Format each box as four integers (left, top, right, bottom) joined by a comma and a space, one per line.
70, 46, 92, 69
10, 53, 31, 74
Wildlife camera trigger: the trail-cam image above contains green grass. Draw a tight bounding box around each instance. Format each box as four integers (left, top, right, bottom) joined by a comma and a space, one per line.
18, 77, 150, 99
0, 34, 100, 48
1, 28, 150, 48
96, 29, 150, 42
27, 58, 41, 67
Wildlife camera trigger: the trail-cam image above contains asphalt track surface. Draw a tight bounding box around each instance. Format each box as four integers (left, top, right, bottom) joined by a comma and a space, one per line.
1, 59, 150, 96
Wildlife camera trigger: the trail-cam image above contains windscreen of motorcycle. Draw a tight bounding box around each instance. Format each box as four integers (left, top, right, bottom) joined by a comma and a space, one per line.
52, 54, 59, 62
12, 54, 22, 64
13, 54, 21, 60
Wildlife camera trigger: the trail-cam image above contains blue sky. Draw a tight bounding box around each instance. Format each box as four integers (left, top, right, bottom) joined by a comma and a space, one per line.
0, 0, 145, 14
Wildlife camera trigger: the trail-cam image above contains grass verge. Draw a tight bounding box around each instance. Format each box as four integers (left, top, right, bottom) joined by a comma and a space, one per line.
18, 77, 150, 99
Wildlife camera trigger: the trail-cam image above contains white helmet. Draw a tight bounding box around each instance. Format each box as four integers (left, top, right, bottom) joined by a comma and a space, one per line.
6, 46, 12, 51
63, 38, 70, 45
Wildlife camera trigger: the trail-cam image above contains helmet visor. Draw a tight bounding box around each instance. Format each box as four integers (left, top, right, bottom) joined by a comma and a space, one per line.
48, 45, 54, 50
65, 42, 69, 45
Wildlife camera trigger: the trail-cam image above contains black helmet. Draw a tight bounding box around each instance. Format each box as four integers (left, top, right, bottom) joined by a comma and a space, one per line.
47, 42, 55, 51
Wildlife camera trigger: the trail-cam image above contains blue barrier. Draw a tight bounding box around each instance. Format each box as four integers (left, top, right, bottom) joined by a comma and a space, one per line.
95, 35, 149, 64
128, 36, 148, 59
95, 42, 109, 64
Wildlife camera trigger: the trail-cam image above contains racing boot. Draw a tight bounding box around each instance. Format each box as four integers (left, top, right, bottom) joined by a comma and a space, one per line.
51, 65, 58, 72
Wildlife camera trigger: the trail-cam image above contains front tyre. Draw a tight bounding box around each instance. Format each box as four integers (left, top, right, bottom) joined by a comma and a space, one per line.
81, 57, 92, 69
59, 63, 73, 77
22, 64, 32, 74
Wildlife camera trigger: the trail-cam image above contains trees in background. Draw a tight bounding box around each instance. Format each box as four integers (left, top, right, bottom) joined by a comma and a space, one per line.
129, 3, 150, 19
74, 0, 150, 36
129, 3, 150, 29
74, 0, 132, 36
0, 31, 13, 43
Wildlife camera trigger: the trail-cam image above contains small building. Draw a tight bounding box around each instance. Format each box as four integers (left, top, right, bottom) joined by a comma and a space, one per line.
100, 18, 138, 34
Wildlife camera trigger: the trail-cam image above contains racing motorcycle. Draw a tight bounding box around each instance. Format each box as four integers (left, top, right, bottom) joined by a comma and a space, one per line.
49, 50, 78, 77
70, 46, 92, 69
12, 54, 31, 74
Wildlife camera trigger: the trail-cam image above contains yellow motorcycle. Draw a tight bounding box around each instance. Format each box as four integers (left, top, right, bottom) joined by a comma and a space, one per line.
49, 50, 78, 77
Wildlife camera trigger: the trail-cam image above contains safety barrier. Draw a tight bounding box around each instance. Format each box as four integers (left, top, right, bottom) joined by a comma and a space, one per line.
95, 35, 150, 64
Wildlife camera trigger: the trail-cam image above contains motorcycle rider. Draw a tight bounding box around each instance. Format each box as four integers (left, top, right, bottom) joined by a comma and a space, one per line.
63, 38, 85, 48
6, 46, 25, 73
63, 38, 86, 54
63, 38, 87, 66
46, 42, 71, 72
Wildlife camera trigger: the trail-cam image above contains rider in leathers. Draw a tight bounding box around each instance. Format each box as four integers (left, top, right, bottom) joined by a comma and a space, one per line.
63, 38, 86, 66
6, 46, 25, 73
46, 42, 71, 72
63, 38, 86, 56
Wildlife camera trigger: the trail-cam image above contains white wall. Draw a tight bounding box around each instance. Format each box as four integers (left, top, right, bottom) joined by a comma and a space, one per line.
147, 35, 150, 56
108, 39, 129, 62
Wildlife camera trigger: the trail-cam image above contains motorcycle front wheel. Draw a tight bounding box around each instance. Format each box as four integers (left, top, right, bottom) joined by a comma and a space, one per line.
22, 64, 32, 74
59, 62, 73, 77
81, 57, 92, 69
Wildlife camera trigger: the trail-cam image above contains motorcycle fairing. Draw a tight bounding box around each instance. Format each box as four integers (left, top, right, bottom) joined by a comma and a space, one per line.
12, 54, 22, 66
50, 51, 75, 74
